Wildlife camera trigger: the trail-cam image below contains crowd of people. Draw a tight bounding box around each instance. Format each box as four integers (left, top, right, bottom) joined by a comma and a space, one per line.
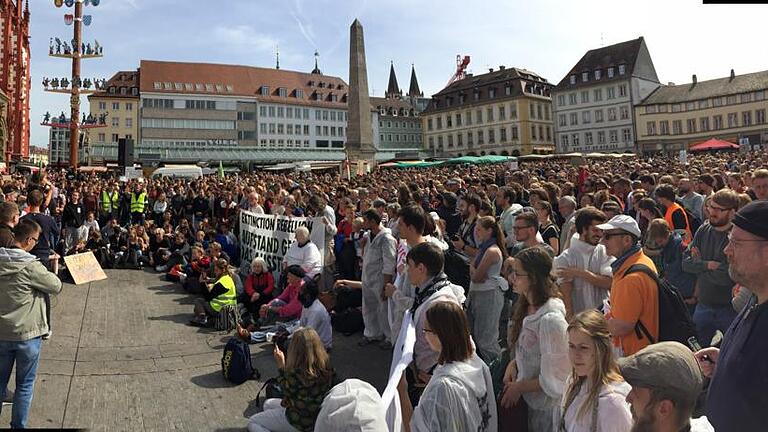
0, 149, 767, 431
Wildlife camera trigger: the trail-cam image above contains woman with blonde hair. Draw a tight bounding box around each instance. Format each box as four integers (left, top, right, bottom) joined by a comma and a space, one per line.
247, 327, 335, 432
560, 310, 631, 432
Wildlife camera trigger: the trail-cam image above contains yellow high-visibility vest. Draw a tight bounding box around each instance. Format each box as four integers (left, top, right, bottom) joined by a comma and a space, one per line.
209, 274, 237, 312
130, 192, 146, 213
101, 190, 119, 213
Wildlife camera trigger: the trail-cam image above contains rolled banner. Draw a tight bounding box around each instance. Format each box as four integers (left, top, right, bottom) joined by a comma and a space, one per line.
54, 0, 63, 7
64, 14, 74, 25
83, 15, 92, 26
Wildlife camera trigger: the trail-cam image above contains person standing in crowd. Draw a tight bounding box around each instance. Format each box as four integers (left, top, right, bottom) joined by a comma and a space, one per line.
451, 193, 481, 259
500, 246, 569, 432
61, 190, 85, 251
535, 200, 561, 255
247, 328, 334, 432
152, 192, 168, 227
558, 196, 578, 253
561, 310, 632, 432
399, 301, 497, 432
98, 183, 120, 228
305, 195, 337, 292
130, 183, 148, 226
508, 211, 554, 257
20, 190, 59, 271
358, 209, 396, 348
0, 202, 19, 247
192, 189, 209, 231
750, 169, 768, 200
678, 178, 705, 222
682, 189, 739, 346
598, 215, 658, 356
0, 220, 63, 429
696, 174, 715, 198
655, 184, 693, 247
554, 208, 614, 317
695, 201, 768, 432
621, 342, 713, 432
436, 191, 461, 239
498, 187, 523, 249
467, 216, 507, 362
644, 219, 697, 314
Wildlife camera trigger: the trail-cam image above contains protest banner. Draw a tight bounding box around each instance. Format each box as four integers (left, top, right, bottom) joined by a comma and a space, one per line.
63, 251, 108, 285
238, 210, 325, 281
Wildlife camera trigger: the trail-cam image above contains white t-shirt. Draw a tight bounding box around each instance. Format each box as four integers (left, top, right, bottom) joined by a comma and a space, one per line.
300, 299, 332, 349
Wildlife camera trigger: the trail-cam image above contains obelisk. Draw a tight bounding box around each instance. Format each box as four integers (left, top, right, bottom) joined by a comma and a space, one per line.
346, 19, 376, 165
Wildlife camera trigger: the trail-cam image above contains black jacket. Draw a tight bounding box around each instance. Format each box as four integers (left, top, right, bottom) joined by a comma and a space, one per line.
62, 203, 85, 228
0, 223, 14, 248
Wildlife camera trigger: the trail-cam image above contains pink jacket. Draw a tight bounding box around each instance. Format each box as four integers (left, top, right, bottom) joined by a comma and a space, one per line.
271, 279, 303, 319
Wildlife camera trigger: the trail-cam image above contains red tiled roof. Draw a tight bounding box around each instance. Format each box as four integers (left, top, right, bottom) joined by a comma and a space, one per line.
139, 60, 348, 108
88, 70, 140, 100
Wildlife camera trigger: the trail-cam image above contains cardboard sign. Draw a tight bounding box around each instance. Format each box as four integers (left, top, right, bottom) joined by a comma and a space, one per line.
63, 251, 108, 285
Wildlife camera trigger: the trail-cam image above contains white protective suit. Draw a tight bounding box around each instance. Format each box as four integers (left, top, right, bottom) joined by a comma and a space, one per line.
553, 233, 614, 314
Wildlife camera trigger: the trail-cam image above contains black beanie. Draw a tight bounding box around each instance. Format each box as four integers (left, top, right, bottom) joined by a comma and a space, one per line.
732, 201, 768, 240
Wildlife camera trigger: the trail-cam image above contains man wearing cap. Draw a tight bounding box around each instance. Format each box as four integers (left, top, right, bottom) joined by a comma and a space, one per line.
598, 214, 659, 356
620, 342, 713, 432
694, 201, 768, 432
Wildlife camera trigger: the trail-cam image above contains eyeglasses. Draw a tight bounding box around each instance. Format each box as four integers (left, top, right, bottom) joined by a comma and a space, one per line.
706, 203, 732, 212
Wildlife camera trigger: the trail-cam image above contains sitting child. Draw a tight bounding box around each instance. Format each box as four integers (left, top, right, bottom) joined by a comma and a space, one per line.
259, 265, 304, 325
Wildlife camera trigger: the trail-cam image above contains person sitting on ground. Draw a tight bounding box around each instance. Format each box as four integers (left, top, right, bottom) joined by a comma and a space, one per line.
247, 327, 335, 432
259, 265, 305, 325
189, 258, 237, 327
398, 301, 497, 432
313, 379, 388, 431
620, 342, 713, 432
298, 277, 332, 350
239, 257, 274, 321
282, 226, 322, 279
155, 231, 190, 272
560, 310, 632, 432
148, 228, 171, 268
82, 211, 99, 236
180, 245, 210, 293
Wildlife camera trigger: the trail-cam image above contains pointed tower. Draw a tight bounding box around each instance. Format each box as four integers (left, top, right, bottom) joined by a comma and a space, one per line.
408, 64, 423, 97
385, 61, 401, 99
311, 51, 322, 75
346, 19, 375, 164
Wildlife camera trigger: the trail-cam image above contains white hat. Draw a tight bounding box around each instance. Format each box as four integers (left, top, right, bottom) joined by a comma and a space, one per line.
596, 214, 641, 238
313, 379, 387, 432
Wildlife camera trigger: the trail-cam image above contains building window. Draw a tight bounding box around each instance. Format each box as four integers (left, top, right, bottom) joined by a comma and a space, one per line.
476, 109, 483, 124
557, 95, 565, 106
620, 106, 629, 120
742, 111, 752, 126
126, 103, 133, 111
510, 104, 517, 119
698, 100, 709, 109
585, 132, 593, 145
595, 110, 604, 123
559, 114, 567, 127
260, 124, 267, 134
473, 90, 481, 101
622, 128, 631, 143
511, 126, 519, 140
111, 133, 119, 143
467, 132, 473, 146
570, 113, 578, 126
727, 95, 737, 105
572, 133, 579, 146
500, 127, 507, 142
259, 106, 267, 117
607, 108, 616, 121
531, 126, 537, 141
757, 109, 766, 124
269, 124, 276, 134
570, 75, 576, 85
498, 106, 505, 121
99, 102, 107, 110
595, 70, 602, 80
428, 137, 434, 148
607, 67, 615, 78
278, 124, 285, 134
593, 88, 603, 101
112, 117, 119, 127
598, 131, 606, 144
660, 120, 669, 135
700, 117, 710, 132
618, 84, 627, 97
687, 118, 697, 133
278, 87, 287, 97
581, 91, 589, 103
582, 111, 591, 124
112, 102, 120, 110
582, 72, 589, 82
686, 102, 695, 111
446, 115, 453, 128
489, 88, 496, 98
569, 93, 577, 105
712, 97, 723, 107
261, 86, 270, 95
98, 133, 105, 142
671, 104, 681, 113
125, 118, 133, 128
268, 106, 276, 117
477, 130, 484, 144
713, 115, 723, 130
436, 117, 443, 129
728, 113, 738, 128
457, 133, 463, 146
647, 121, 656, 136
618, 64, 626, 75
488, 129, 495, 144
487, 108, 494, 122
672, 120, 683, 134
466, 111, 473, 125
607, 87, 616, 99
428, 118, 433, 131
561, 134, 569, 147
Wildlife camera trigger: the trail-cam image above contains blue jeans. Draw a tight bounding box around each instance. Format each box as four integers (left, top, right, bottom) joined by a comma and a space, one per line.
0, 337, 42, 429
693, 303, 737, 347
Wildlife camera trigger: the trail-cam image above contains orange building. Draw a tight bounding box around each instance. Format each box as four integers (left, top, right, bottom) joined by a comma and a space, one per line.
0, 0, 31, 161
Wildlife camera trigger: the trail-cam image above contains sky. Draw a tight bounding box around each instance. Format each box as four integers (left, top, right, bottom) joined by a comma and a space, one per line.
27, 0, 768, 148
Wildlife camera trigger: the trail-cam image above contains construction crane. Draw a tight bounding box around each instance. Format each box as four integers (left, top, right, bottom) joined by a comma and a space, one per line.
444, 55, 470, 88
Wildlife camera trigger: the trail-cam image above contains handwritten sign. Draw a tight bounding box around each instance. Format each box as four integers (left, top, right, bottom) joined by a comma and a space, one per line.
63, 251, 107, 285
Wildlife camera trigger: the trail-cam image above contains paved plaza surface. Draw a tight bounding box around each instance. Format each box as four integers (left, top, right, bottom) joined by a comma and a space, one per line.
1, 270, 391, 431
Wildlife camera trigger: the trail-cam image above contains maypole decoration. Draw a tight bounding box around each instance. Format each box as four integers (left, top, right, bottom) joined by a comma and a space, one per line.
41, 0, 105, 168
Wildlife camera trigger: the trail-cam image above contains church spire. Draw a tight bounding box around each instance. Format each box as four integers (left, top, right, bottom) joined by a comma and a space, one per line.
311, 50, 322, 75
385, 61, 401, 99
408, 63, 423, 97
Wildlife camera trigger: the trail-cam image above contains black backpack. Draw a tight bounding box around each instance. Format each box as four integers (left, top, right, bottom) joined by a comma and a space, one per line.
623, 264, 699, 347
221, 337, 260, 385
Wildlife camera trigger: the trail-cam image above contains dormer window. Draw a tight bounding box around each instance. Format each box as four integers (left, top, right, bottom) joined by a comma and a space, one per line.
608, 67, 615, 78
153, 82, 162, 90
225, 85, 233, 92
618, 64, 626, 75
337, 84, 343, 90
459, 94, 466, 104
205, 84, 214, 92
330, 93, 338, 102
278, 87, 287, 97
174, 83, 183, 90
108, 86, 115, 94
489, 88, 496, 98
295, 89, 304, 99
570, 75, 576, 85
473, 90, 480, 101
260, 86, 270, 96
120, 87, 127, 95
582, 72, 589, 82
195, 84, 204, 91
595, 70, 602, 80
215, 84, 224, 92
315, 92, 323, 101
318, 82, 325, 88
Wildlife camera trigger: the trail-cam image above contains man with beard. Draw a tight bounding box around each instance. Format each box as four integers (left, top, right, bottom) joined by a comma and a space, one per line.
695, 174, 715, 198
451, 193, 481, 259
620, 342, 713, 432
553, 207, 614, 317
695, 201, 768, 432
682, 189, 740, 346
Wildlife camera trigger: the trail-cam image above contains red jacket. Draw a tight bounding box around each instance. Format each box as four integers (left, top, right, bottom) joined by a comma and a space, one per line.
244, 271, 274, 297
